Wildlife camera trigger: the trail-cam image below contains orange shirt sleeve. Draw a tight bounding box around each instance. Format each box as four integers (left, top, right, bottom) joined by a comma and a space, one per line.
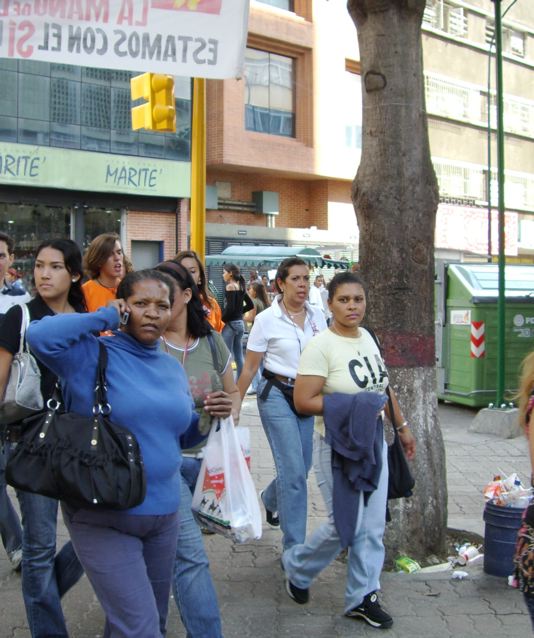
82, 279, 117, 313
204, 297, 224, 333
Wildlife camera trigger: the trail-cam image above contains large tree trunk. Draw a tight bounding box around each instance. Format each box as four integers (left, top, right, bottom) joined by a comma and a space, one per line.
347, 0, 447, 561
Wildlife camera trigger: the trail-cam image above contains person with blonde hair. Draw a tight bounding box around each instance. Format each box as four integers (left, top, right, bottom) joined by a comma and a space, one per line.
514, 351, 534, 628
82, 233, 131, 312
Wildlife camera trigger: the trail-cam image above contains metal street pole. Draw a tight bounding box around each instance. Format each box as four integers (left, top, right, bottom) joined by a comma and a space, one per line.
492, 0, 506, 407
190, 77, 206, 261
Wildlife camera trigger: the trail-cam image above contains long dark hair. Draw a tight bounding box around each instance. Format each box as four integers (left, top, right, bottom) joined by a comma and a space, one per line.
155, 260, 211, 339
224, 263, 246, 292
249, 282, 270, 308
34, 239, 86, 311
173, 250, 215, 310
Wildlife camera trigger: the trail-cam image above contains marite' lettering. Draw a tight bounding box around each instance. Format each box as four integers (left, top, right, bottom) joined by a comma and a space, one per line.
105, 165, 157, 189
0, 153, 41, 177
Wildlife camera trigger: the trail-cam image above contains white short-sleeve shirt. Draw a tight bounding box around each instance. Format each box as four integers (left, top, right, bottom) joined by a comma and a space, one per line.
246, 295, 327, 379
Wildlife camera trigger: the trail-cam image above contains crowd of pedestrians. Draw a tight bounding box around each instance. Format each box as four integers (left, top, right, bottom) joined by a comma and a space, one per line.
1, 229, 531, 636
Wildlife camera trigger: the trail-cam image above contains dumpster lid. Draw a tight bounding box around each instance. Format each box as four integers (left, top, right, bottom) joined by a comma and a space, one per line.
450, 263, 534, 302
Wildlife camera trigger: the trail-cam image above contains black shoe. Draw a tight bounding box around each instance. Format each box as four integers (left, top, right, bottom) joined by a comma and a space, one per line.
285, 577, 309, 605
345, 591, 393, 629
259, 490, 280, 528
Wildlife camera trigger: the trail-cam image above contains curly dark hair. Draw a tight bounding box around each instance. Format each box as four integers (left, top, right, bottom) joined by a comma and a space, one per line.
117, 269, 175, 308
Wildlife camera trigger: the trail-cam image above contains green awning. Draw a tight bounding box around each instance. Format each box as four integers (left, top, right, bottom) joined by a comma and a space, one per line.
205, 245, 349, 269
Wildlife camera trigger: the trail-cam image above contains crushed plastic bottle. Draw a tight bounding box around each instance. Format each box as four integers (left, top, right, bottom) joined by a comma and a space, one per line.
395, 555, 421, 573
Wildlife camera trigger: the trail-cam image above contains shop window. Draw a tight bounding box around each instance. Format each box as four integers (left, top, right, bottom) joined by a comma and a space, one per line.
244, 48, 295, 137
254, 0, 294, 10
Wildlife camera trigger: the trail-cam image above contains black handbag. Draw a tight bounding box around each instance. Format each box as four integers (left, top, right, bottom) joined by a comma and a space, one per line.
386, 388, 415, 500
6, 342, 146, 510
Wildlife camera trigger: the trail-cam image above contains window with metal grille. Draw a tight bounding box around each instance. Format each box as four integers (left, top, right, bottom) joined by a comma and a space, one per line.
423, 0, 467, 37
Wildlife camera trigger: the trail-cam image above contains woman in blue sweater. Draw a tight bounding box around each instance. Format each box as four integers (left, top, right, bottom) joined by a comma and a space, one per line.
27, 269, 202, 638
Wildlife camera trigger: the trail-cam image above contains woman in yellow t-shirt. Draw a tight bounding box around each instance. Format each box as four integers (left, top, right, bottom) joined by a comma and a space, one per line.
284, 271, 415, 628
82, 233, 132, 312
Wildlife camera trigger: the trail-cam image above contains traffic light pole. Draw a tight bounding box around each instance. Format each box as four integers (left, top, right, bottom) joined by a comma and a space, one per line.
190, 77, 206, 261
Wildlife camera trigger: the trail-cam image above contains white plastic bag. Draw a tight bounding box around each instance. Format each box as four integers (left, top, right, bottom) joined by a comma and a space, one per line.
191, 417, 262, 543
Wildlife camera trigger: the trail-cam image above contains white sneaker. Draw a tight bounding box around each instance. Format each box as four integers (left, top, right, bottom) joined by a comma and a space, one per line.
8, 548, 22, 572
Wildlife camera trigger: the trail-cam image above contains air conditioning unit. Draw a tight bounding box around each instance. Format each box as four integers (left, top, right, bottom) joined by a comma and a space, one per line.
252, 191, 279, 215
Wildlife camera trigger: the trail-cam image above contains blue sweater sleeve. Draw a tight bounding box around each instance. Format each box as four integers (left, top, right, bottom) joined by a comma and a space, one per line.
27, 307, 119, 378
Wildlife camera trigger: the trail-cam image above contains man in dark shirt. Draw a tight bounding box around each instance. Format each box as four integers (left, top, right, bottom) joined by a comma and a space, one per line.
0, 232, 30, 316
0, 232, 27, 571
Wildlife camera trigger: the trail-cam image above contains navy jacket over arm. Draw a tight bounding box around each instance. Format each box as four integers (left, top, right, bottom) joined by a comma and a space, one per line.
323, 392, 387, 548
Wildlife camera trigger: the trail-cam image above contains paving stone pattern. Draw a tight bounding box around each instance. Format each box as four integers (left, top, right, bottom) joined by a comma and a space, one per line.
0, 400, 531, 637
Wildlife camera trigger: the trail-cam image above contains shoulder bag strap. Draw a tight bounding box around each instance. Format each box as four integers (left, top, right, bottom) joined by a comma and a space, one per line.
362, 326, 396, 428
95, 341, 109, 410
18, 304, 30, 355
206, 331, 222, 374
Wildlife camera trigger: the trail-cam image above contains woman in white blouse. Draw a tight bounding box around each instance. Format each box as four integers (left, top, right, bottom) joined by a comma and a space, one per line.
237, 258, 326, 550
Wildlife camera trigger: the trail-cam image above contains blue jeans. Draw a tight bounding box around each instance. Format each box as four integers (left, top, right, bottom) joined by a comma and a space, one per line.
525, 593, 534, 631
173, 457, 223, 638
17, 491, 84, 637
62, 505, 178, 638
257, 378, 314, 550
0, 442, 22, 556
283, 433, 388, 613
222, 320, 245, 378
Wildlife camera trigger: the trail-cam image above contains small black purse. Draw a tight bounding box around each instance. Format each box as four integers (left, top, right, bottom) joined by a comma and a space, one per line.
386, 388, 415, 500
6, 342, 146, 510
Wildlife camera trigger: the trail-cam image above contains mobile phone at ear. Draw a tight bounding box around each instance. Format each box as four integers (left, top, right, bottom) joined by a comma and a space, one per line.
120, 311, 130, 326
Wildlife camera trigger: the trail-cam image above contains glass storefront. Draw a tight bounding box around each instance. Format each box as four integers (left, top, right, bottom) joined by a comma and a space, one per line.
0, 203, 121, 290
0, 60, 191, 161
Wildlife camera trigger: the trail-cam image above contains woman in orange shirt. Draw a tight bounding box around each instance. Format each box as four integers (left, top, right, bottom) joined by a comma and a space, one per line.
82, 233, 132, 312
174, 250, 224, 333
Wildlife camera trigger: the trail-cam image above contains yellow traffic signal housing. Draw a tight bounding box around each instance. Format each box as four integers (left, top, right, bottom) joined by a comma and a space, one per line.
130, 73, 176, 132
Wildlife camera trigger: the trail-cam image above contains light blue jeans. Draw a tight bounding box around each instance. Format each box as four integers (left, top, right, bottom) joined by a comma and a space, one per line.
173, 457, 223, 638
222, 320, 245, 378
283, 432, 388, 613
17, 491, 84, 637
257, 378, 314, 550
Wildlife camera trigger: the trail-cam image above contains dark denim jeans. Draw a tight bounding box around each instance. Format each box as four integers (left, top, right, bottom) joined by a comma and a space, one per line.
173, 458, 223, 637
16, 491, 84, 638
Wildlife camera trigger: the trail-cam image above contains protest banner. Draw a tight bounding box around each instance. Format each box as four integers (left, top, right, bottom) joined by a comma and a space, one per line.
0, 0, 249, 78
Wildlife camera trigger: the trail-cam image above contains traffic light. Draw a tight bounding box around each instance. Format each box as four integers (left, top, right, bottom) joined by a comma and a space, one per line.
130, 73, 176, 132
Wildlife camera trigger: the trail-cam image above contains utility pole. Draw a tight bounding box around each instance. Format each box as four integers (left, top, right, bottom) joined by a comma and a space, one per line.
190, 78, 206, 261
492, 0, 506, 407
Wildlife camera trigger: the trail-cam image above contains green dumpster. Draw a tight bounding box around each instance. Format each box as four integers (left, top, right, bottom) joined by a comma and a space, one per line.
436, 262, 534, 408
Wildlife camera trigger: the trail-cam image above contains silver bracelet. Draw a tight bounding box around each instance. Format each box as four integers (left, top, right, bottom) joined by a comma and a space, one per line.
395, 421, 409, 432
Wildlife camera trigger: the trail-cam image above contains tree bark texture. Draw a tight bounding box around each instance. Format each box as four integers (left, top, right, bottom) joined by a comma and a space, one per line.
347, 0, 447, 560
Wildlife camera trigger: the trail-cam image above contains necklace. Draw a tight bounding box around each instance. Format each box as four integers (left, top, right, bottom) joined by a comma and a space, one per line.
330, 323, 360, 339
282, 301, 305, 319
96, 278, 116, 290
162, 334, 192, 365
